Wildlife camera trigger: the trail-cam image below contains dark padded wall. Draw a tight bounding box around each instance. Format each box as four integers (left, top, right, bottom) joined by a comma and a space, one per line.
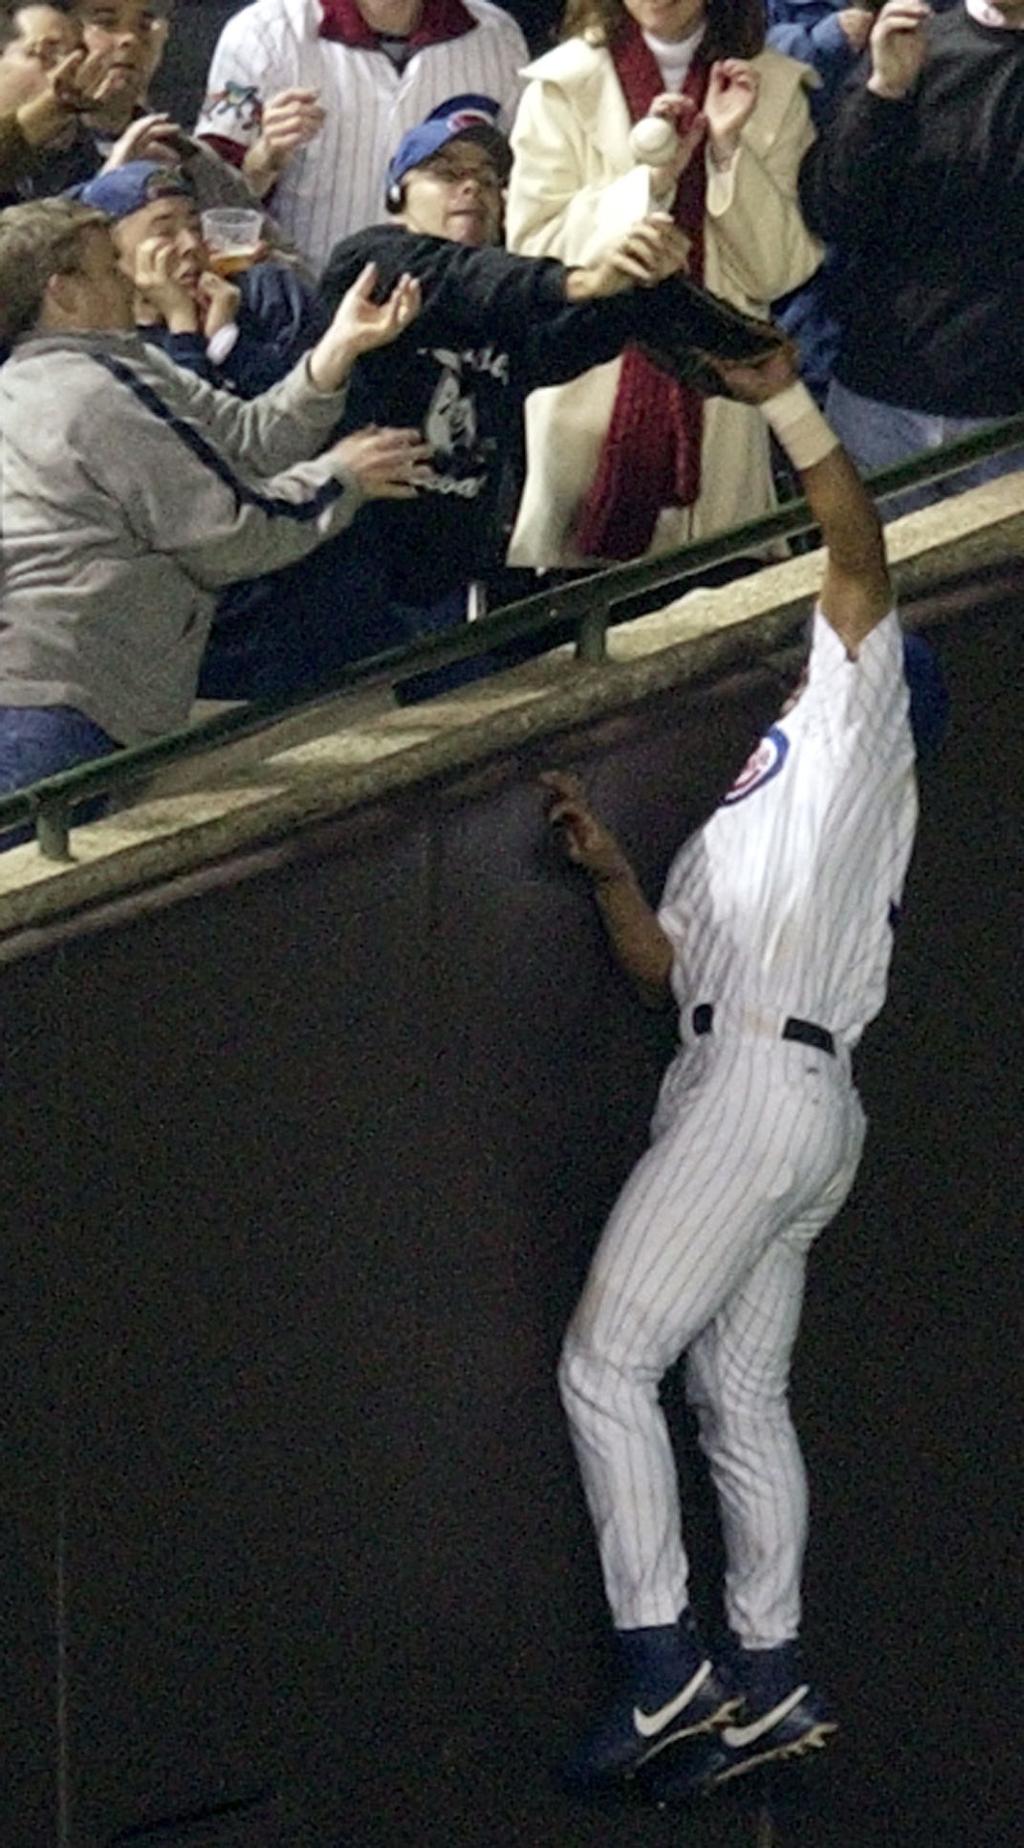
3, 593, 1020, 1847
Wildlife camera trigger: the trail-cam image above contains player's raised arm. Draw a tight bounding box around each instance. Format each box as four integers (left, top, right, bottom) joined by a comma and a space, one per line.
541, 773, 673, 1007
710, 347, 892, 657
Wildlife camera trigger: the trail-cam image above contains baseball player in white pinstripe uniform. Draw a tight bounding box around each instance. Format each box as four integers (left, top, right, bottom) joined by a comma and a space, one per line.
543, 344, 946, 1793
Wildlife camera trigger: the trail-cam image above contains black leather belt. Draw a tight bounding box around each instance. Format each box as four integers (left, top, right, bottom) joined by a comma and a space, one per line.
692, 1004, 835, 1057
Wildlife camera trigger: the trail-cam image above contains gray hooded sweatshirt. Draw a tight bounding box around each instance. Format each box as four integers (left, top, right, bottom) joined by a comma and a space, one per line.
0, 332, 363, 745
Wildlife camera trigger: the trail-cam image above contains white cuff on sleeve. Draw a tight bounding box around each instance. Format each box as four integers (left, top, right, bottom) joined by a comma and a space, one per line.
762, 381, 839, 471
206, 322, 239, 367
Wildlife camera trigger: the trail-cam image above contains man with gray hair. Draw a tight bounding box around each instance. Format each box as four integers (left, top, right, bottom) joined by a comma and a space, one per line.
0, 197, 428, 835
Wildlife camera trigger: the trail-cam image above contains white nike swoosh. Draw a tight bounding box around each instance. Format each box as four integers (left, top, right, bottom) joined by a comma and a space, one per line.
632, 1660, 711, 1738
721, 1683, 809, 1750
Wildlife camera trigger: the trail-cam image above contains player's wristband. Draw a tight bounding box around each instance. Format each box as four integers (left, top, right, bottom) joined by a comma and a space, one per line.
762, 381, 839, 471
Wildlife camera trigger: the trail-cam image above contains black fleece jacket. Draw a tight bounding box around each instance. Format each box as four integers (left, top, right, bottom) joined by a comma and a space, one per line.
800, 8, 1024, 417
319, 224, 711, 601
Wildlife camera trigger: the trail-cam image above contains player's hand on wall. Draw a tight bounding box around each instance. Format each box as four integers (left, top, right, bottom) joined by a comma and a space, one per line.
868, 0, 932, 101
243, 88, 325, 197
705, 60, 761, 165
132, 237, 200, 335
568, 216, 690, 300
541, 772, 634, 885
328, 426, 433, 500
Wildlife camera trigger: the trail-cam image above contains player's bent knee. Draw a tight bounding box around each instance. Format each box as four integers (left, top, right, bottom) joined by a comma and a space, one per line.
558, 1325, 660, 1423
557, 1332, 617, 1420
557, 1335, 587, 1410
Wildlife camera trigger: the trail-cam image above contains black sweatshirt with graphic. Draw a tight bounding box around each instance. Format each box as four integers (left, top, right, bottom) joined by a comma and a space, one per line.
319, 224, 698, 603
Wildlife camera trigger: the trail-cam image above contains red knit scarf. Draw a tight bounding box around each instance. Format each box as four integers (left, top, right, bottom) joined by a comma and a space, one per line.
575, 22, 708, 561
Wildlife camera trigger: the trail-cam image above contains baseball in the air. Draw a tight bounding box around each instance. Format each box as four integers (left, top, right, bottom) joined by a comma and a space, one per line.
629, 116, 680, 165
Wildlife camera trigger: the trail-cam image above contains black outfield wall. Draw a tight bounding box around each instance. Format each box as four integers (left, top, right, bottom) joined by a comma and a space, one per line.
3, 587, 1020, 1848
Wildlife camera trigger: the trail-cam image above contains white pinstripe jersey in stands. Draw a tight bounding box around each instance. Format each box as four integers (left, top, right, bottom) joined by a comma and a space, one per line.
195, 0, 528, 273
657, 609, 918, 1051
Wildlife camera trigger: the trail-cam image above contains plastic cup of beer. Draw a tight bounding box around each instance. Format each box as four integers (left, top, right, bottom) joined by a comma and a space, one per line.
201, 207, 264, 277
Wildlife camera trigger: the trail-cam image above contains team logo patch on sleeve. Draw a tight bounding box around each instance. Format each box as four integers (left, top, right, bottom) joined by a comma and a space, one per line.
723, 725, 790, 805
202, 81, 263, 135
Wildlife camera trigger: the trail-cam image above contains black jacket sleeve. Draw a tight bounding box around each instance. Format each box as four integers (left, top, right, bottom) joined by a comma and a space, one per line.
521, 291, 656, 388
521, 273, 779, 391
319, 225, 571, 347
798, 84, 917, 247
322, 229, 777, 395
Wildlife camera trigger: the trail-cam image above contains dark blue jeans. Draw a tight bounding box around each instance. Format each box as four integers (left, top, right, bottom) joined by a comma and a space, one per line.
390, 588, 493, 704
0, 705, 118, 850
826, 381, 1024, 520
201, 546, 391, 701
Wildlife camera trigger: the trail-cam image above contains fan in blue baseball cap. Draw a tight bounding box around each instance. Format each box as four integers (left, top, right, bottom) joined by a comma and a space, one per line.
383, 93, 512, 246
311, 93, 787, 701
74, 158, 326, 398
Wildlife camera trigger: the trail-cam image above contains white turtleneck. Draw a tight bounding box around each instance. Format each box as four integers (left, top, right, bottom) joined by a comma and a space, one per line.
642, 22, 706, 90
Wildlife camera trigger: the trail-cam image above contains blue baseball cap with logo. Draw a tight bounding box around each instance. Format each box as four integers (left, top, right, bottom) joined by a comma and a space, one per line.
74, 161, 195, 222
386, 94, 512, 201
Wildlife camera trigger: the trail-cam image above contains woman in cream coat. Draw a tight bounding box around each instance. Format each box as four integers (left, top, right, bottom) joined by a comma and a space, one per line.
506, 0, 823, 567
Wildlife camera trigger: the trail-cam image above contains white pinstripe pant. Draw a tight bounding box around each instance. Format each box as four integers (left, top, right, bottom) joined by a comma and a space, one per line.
559, 1036, 866, 1647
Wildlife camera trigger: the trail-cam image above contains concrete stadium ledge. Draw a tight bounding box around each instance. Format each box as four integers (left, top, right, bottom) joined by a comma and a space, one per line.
0, 471, 1021, 952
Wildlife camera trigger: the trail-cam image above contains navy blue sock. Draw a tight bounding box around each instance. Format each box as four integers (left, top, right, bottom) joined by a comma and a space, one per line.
615, 1611, 706, 1703
731, 1641, 803, 1713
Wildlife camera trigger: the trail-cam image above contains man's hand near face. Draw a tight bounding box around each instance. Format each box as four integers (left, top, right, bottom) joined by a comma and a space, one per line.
194, 269, 241, 340
8, 44, 121, 148
76, 0, 172, 130
131, 234, 200, 333
132, 241, 244, 342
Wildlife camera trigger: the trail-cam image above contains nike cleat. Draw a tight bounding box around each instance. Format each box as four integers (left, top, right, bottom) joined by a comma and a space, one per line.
563, 1629, 740, 1791
661, 1681, 837, 1793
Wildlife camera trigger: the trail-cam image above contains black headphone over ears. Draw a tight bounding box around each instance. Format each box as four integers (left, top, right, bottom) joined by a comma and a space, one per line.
386, 180, 404, 212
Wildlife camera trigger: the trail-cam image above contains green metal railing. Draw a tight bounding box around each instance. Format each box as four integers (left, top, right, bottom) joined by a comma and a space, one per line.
2, 412, 1023, 862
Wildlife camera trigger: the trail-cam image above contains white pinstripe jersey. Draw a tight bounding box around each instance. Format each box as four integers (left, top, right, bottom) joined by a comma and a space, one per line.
657, 610, 918, 1051
195, 0, 528, 273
